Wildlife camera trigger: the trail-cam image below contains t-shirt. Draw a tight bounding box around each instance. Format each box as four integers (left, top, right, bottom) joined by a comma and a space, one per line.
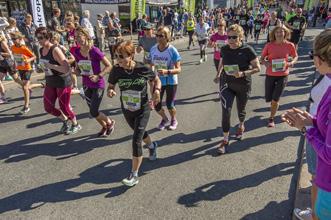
210, 33, 228, 60
254, 20, 263, 31
138, 36, 158, 63
195, 23, 210, 41
11, 45, 34, 71
150, 44, 181, 86
72, 46, 105, 89
220, 44, 257, 84
288, 15, 306, 33
310, 76, 331, 116
261, 41, 297, 76
108, 62, 156, 112
239, 15, 249, 26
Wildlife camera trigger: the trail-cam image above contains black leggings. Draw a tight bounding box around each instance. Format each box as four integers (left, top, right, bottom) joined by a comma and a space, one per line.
123, 108, 150, 157
155, 85, 177, 111
84, 87, 104, 118
198, 39, 207, 58
220, 80, 251, 133
188, 30, 194, 47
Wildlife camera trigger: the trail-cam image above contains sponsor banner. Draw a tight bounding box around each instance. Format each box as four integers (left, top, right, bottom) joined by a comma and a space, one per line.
81, 0, 129, 3
30, 0, 46, 27
130, 0, 146, 21
146, 0, 178, 5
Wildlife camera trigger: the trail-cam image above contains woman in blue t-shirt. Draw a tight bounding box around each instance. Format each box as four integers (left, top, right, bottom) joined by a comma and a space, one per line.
150, 26, 182, 131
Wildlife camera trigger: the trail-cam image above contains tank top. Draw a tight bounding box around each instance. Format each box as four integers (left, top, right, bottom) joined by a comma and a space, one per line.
40, 45, 72, 88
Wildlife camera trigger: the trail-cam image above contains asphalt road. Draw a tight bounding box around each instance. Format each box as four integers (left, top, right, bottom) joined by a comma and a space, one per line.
0, 27, 322, 220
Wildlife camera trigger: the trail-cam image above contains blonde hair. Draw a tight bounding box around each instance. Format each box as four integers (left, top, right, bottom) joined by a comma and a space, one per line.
227, 24, 244, 40
269, 25, 291, 42
10, 31, 24, 39
50, 31, 61, 43
75, 26, 94, 48
157, 26, 171, 42
314, 29, 331, 67
8, 17, 16, 25
82, 10, 90, 18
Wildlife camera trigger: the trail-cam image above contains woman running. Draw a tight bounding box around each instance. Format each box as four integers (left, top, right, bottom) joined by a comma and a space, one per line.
36, 27, 81, 135
72, 27, 115, 137
186, 13, 195, 50
107, 41, 161, 187
214, 24, 261, 154
195, 16, 210, 64
150, 26, 181, 131
261, 25, 297, 127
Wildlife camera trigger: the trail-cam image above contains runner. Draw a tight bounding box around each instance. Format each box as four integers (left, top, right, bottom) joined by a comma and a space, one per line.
72, 27, 115, 137
150, 26, 181, 131
208, 20, 228, 72
286, 8, 307, 49
136, 22, 157, 65
10, 31, 36, 114
254, 14, 263, 44
186, 13, 195, 50
107, 41, 161, 187
36, 27, 81, 135
107, 27, 122, 65
261, 25, 297, 127
213, 24, 261, 154
267, 11, 282, 42
239, 9, 249, 42
195, 16, 210, 64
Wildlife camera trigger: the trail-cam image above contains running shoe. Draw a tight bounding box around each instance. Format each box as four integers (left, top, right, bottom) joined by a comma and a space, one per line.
60, 120, 70, 134
65, 124, 82, 135
199, 58, 204, 64
0, 97, 7, 104
217, 140, 229, 155
235, 126, 245, 140
79, 88, 86, 100
20, 107, 30, 114
158, 118, 169, 130
106, 120, 115, 136
267, 117, 275, 128
4, 75, 13, 81
293, 208, 313, 220
168, 119, 178, 130
97, 127, 107, 137
122, 173, 139, 187
148, 141, 158, 161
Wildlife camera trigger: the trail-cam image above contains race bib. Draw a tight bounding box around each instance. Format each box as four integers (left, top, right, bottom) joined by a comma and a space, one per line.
272, 58, 286, 72
255, 24, 261, 30
224, 65, 240, 75
235, 16, 240, 20
108, 37, 116, 45
154, 60, 168, 75
215, 40, 226, 51
78, 60, 93, 76
122, 90, 141, 112
293, 21, 301, 30
240, 20, 247, 25
39, 59, 52, 76
13, 54, 24, 66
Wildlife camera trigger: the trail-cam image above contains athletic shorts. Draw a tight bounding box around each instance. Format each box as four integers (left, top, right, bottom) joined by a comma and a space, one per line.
290, 32, 301, 45
198, 39, 207, 45
214, 59, 220, 71
265, 75, 288, 102
315, 188, 331, 220
18, 70, 32, 81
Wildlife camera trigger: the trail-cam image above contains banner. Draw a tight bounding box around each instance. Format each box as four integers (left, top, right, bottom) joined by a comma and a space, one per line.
130, 0, 146, 21
30, 0, 46, 27
146, 0, 177, 5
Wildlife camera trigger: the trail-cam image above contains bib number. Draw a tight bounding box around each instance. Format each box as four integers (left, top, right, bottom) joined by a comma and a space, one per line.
13, 54, 24, 66
122, 90, 141, 112
108, 37, 116, 45
224, 65, 240, 75
39, 59, 52, 76
293, 21, 301, 30
78, 60, 93, 76
154, 60, 168, 75
272, 58, 286, 72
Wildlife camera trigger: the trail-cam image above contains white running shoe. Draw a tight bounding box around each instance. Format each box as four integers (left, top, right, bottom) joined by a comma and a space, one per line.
293, 208, 313, 220
122, 173, 139, 187
199, 58, 204, 64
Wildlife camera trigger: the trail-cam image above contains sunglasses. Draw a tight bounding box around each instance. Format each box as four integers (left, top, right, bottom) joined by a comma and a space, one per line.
311, 52, 325, 61
228, 35, 239, 40
155, 34, 165, 38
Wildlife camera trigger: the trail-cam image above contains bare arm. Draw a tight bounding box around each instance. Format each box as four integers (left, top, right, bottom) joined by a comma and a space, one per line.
244, 58, 261, 76
99, 56, 112, 77
169, 61, 181, 75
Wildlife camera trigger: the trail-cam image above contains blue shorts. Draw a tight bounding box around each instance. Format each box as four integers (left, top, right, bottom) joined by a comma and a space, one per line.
315, 188, 331, 220
305, 140, 317, 175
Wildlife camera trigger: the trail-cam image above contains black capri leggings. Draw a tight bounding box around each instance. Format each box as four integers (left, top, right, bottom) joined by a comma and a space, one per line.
220, 80, 251, 133
123, 108, 150, 157
84, 87, 104, 118
187, 30, 194, 47
265, 75, 288, 102
155, 85, 177, 111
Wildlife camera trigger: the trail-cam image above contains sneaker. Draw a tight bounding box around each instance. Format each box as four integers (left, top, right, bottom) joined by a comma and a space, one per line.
20, 107, 30, 114
217, 139, 229, 155
79, 88, 86, 100
97, 127, 107, 137
199, 58, 204, 64
187, 46, 190, 50
4, 75, 13, 81
106, 120, 115, 136
168, 119, 178, 130
0, 97, 7, 104
204, 55, 207, 62
122, 173, 139, 187
65, 124, 82, 135
148, 142, 158, 161
235, 126, 245, 140
60, 120, 70, 134
293, 208, 313, 220
267, 117, 275, 128
158, 118, 169, 130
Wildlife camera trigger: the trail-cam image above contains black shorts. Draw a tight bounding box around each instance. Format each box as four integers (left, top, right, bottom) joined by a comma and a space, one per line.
265, 75, 288, 102
290, 31, 301, 45
19, 70, 32, 81
198, 39, 207, 45
214, 59, 220, 71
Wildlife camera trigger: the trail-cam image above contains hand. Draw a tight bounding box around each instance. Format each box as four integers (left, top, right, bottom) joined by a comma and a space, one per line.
287, 61, 294, 68
214, 75, 220, 84
281, 108, 313, 130
157, 69, 168, 75
107, 89, 116, 98
43, 62, 52, 69
233, 71, 244, 78
89, 75, 100, 83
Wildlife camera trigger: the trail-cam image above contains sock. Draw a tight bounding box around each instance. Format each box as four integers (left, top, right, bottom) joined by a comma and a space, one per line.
132, 171, 138, 177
